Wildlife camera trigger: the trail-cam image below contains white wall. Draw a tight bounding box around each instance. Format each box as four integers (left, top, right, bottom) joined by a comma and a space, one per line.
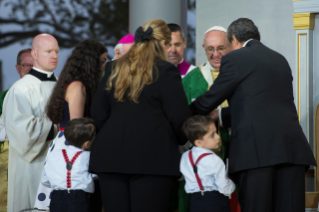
196, 0, 295, 76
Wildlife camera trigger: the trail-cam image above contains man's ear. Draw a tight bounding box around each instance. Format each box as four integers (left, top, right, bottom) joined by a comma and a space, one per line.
183, 38, 186, 47
194, 139, 202, 147
31, 50, 37, 60
15, 65, 19, 73
232, 35, 239, 45
82, 141, 90, 150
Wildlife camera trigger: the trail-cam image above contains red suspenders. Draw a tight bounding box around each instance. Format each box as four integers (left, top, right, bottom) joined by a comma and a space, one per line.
188, 150, 212, 195
62, 149, 83, 189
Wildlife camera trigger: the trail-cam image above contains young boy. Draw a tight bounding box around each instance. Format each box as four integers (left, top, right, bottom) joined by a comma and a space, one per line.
41, 118, 97, 212
180, 115, 235, 212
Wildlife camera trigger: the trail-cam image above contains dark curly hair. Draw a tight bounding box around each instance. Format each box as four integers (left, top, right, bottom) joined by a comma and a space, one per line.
46, 39, 107, 124
227, 18, 260, 43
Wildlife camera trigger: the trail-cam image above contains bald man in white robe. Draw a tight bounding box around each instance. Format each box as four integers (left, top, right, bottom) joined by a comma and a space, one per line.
3, 34, 59, 212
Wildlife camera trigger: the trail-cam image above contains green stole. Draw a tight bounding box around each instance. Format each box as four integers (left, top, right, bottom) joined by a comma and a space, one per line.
0, 90, 8, 116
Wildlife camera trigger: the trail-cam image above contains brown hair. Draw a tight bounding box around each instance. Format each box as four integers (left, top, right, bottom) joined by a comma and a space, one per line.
106, 19, 171, 103
182, 115, 215, 145
17, 48, 32, 65
167, 23, 185, 40
64, 118, 96, 149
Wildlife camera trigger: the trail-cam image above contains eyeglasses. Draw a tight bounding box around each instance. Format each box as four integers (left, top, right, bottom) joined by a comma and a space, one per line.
18, 64, 33, 68
205, 46, 227, 54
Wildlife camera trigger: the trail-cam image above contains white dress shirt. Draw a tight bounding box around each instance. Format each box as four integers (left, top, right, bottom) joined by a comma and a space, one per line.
41, 145, 97, 193
180, 146, 235, 196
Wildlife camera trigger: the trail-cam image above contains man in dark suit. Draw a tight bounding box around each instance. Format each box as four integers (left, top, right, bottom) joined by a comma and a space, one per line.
190, 18, 316, 212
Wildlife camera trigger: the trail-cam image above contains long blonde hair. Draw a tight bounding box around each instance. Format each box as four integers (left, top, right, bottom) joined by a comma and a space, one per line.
107, 19, 171, 103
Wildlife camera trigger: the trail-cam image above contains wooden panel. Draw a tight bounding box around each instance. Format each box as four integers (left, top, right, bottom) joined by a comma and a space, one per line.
306, 192, 319, 208
314, 103, 319, 191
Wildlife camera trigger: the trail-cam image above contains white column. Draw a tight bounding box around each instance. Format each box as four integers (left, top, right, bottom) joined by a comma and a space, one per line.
129, 0, 187, 38
294, 29, 314, 145
292, 12, 315, 193
292, 13, 315, 150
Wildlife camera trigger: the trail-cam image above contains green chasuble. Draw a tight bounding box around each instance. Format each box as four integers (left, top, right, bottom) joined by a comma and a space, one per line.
0, 89, 8, 116
177, 63, 231, 212
182, 66, 209, 105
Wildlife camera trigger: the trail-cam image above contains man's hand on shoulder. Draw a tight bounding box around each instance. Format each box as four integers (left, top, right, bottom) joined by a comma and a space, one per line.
209, 109, 219, 121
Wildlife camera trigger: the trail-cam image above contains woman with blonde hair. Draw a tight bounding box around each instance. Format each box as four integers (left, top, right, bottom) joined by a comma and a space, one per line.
89, 19, 191, 212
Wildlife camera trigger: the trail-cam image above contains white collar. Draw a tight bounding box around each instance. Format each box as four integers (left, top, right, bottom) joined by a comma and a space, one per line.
68, 145, 85, 151
174, 59, 185, 67
32, 67, 54, 78
191, 146, 214, 154
207, 62, 217, 71
243, 39, 253, 47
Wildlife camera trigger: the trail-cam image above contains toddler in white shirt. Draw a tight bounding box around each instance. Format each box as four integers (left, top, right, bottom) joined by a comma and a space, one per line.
180, 115, 235, 212
41, 118, 97, 212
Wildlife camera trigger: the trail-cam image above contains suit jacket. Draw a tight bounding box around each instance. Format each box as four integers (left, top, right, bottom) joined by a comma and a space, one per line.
89, 59, 192, 177
190, 40, 316, 174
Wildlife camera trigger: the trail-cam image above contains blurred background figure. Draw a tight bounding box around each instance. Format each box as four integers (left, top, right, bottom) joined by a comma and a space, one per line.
167, 23, 195, 78
1, 48, 33, 119
113, 34, 135, 60
15, 49, 33, 78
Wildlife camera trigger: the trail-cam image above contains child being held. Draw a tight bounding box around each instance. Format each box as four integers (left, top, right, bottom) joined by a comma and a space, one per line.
180, 115, 235, 212
41, 118, 97, 212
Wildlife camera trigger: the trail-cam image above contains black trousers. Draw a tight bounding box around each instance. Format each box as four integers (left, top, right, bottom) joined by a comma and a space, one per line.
50, 190, 90, 212
89, 179, 103, 212
190, 190, 231, 212
98, 173, 174, 212
232, 163, 306, 212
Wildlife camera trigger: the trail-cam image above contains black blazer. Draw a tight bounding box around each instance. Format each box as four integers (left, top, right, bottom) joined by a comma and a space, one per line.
89, 59, 192, 177
190, 40, 316, 174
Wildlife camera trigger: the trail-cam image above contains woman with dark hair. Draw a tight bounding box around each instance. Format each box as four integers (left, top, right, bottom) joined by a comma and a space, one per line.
34, 39, 107, 211
47, 39, 107, 124
90, 19, 192, 212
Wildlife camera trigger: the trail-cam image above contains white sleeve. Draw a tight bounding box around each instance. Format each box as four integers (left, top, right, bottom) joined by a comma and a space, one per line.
3, 87, 53, 163
208, 155, 235, 196
41, 167, 51, 188
91, 174, 98, 180
0, 115, 6, 141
